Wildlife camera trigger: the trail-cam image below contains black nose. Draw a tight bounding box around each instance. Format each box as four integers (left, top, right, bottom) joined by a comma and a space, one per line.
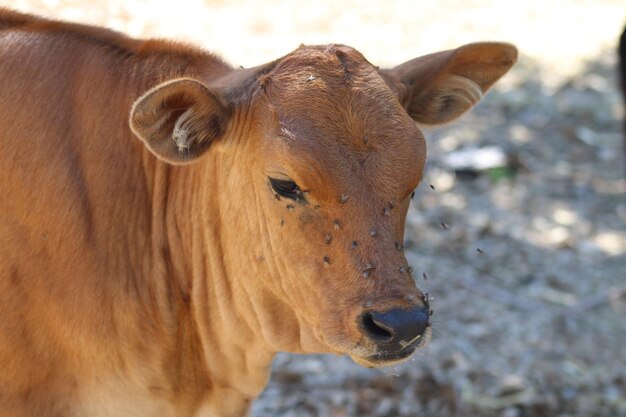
361, 307, 430, 351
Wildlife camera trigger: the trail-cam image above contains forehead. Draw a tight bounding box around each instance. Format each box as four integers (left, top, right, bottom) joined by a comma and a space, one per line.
264, 45, 407, 136
259, 45, 425, 196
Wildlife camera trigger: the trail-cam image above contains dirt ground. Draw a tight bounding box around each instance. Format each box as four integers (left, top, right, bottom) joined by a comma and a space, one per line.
1, 1, 625, 416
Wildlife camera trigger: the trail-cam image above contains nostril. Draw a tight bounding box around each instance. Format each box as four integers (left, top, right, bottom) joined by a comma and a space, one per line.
361, 312, 393, 342
362, 307, 430, 347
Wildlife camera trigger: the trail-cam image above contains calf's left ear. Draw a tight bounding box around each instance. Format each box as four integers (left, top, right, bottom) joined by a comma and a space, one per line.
129, 78, 231, 165
383, 42, 517, 125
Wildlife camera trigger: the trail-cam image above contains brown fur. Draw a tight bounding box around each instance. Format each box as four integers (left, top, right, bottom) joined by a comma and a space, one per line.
0, 8, 516, 417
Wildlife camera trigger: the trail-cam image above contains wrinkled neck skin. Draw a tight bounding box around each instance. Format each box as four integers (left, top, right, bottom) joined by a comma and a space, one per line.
141, 108, 323, 416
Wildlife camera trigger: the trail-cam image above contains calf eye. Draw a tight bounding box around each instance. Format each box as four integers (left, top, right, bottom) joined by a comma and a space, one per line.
269, 177, 305, 202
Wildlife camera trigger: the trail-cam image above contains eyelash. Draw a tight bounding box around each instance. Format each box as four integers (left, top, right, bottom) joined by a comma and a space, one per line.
269, 177, 306, 203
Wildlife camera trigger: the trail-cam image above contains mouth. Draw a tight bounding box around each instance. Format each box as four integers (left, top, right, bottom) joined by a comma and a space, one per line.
350, 326, 431, 368
351, 347, 415, 368
351, 341, 420, 367
369, 345, 417, 362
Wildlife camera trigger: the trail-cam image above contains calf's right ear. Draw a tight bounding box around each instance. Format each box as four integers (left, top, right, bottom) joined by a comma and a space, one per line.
129, 78, 231, 165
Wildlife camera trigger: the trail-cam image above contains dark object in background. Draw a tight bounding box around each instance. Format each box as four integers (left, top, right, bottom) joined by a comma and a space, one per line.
439, 145, 520, 182
619, 27, 626, 177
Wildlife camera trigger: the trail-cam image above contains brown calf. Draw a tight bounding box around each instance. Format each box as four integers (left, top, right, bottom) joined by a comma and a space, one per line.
0, 8, 517, 417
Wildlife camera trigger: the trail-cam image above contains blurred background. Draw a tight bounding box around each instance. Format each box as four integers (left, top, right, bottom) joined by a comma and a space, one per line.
1, 1, 624, 416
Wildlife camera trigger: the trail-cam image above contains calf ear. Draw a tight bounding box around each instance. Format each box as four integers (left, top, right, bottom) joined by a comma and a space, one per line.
383, 42, 517, 125
129, 78, 231, 164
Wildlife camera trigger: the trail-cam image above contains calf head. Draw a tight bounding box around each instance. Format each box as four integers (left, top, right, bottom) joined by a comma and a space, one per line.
130, 43, 516, 367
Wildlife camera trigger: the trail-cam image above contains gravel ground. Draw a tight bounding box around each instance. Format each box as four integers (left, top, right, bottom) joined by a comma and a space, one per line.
1, 1, 624, 416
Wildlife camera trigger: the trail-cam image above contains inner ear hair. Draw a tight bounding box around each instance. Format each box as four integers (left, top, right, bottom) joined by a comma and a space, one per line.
440, 75, 483, 107
171, 106, 218, 154
413, 75, 483, 124
172, 109, 194, 152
